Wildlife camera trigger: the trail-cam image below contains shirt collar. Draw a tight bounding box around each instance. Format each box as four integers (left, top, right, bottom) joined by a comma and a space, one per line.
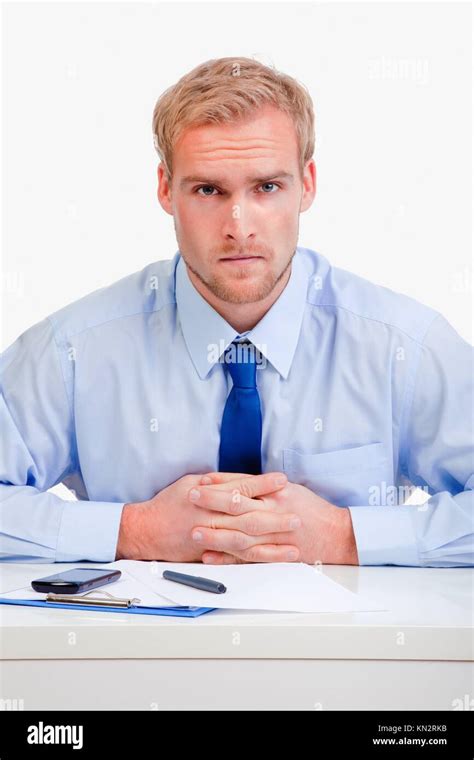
175, 247, 309, 380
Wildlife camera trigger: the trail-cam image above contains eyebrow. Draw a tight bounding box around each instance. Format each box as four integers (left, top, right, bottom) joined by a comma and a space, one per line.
179, 171, 295, 189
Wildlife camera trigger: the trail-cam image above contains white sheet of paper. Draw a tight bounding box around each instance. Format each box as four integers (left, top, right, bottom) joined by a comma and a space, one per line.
111, 560, 387, 613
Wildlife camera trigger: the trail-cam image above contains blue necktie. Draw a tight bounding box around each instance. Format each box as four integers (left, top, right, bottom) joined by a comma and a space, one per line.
218, 340, 262, 475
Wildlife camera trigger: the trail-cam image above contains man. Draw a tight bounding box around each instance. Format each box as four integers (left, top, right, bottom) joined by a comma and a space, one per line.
1, 57, 472, 567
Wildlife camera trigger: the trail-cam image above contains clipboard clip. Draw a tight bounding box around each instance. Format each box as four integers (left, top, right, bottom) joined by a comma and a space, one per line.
45, 589, 142, 608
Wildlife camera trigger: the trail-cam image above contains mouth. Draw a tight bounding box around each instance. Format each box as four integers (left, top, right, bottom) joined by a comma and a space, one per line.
219, 255, 264, 264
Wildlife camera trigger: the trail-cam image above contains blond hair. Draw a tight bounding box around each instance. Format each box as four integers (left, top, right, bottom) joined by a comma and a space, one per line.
152, 57, 315, 179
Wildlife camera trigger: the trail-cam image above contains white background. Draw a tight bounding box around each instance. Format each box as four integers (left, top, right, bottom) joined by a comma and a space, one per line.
0, 3, 471, 682
1, 1, 472, 350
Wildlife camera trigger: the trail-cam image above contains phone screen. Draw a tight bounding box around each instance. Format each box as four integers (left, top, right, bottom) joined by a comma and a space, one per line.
31, 568, 121, 594
36, 569, 114, 584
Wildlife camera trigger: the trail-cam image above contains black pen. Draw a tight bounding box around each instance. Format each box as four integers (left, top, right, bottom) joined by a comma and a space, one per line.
162, 570, 227, 594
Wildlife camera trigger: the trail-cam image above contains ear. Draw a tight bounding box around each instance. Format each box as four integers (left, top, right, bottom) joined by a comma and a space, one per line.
299, 159, 316, 213
157, 163, 173, 216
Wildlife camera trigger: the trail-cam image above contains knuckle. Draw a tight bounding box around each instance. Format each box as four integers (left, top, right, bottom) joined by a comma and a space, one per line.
243, 516, 261, 535
243, 546, 261, 563
231, 532, 248, 551
228, 491, 242, 514
238, 480, 254, 499
273, 486, 288, 501
207, 515, 218, 530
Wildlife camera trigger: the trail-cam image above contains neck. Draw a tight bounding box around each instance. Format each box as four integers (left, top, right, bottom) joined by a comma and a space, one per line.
187, 265, 292, 334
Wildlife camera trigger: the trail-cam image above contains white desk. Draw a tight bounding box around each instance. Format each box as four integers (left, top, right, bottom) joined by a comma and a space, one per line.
0, 562, 472, 710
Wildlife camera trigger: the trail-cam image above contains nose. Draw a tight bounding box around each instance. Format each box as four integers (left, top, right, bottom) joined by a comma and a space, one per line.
220, 197, 256, 246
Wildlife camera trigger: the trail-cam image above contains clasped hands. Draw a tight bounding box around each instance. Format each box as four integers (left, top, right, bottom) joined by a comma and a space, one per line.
187, 471, 359, 566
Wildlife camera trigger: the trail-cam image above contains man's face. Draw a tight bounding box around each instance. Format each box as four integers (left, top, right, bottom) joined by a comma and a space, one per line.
158, 105, 316, 304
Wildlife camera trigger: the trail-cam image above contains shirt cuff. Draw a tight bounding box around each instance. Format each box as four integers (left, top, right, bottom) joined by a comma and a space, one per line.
55, 500, 125, 562
347, 505, 420, 566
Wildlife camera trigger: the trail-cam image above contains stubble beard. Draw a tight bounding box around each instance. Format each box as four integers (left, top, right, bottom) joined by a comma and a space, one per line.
181, 247, 295, 305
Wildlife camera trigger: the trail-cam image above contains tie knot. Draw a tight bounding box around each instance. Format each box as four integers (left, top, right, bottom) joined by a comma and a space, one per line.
223, 340, 259, 388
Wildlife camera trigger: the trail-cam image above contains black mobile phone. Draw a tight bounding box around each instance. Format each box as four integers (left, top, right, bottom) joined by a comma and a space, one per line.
31, 568, 121, 594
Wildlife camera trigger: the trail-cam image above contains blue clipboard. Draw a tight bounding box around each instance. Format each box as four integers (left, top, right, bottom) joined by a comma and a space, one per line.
0, 597, 216, 618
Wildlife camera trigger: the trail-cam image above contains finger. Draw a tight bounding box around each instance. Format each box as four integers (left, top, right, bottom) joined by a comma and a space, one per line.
209, 510, 302, 534
192, 526, 299, 561
189, 486, 267, 515
202, 544, 300, 564
201, 552, 245, 565
212, 472, 288, 498
190, 472, 287, 507
199, 472, 253, 485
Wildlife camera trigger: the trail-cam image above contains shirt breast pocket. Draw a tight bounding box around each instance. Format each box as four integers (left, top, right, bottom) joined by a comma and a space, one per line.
282, 442, 390, 507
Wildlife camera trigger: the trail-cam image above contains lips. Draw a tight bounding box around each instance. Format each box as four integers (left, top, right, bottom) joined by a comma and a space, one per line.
220, 255, 263, 261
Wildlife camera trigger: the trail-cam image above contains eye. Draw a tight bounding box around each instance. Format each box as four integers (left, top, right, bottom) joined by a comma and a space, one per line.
196, 185, 219, 196
258, 182, 279, 193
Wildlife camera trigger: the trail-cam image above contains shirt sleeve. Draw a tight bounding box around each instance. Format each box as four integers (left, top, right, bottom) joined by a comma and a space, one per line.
348, 313, 474, 567
0, 317, 125, 563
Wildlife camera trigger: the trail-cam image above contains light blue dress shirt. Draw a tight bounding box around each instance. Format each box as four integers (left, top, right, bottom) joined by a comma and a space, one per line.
1, 247, 473, 565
